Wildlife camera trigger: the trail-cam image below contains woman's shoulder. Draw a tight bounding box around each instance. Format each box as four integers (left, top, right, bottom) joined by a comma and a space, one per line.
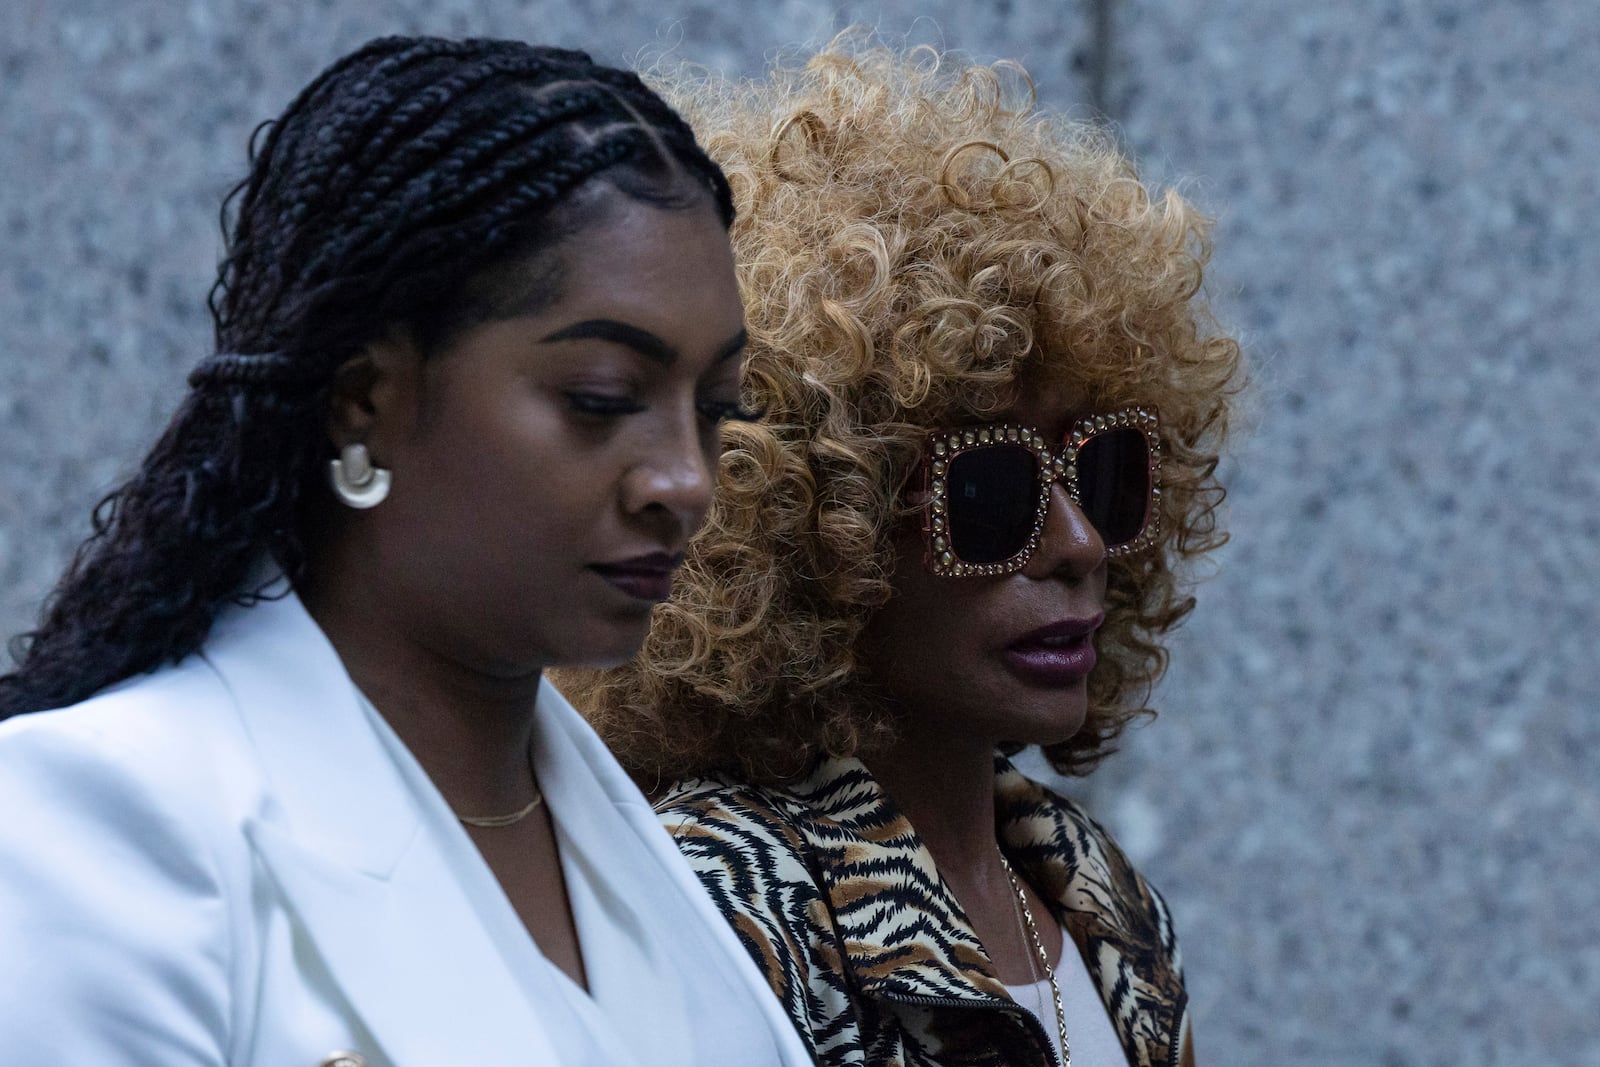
0, 660, 245, 893
0, 656, 266, 1061
654, 755, 882, 849
1, 655, 235, 762
656, 771, 816, 859
0, 655, 256, 844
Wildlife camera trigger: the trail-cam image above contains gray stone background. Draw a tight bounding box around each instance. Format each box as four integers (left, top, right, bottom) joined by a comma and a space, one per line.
2, 0, 1595, 1063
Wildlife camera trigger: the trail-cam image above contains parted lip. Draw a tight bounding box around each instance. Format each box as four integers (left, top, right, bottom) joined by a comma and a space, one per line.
1007, 614, 1104, 648
589, 551, 683, 575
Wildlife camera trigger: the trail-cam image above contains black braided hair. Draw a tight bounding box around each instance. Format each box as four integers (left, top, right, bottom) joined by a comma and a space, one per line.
0, 36, 734, 719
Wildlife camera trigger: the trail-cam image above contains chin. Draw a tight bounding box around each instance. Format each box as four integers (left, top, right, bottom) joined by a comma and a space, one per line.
560, 625, 654, 670
1009, 710, 1090, 750
569, 649, 641, 670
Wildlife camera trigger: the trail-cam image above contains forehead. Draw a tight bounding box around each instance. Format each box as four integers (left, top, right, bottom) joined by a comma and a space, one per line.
994, 367, 1093, 440
559, 188, 729, 281
495, 187, 742, 340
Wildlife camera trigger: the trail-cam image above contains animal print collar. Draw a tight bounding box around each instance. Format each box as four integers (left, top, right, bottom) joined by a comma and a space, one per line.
782, 753, 1188, 1067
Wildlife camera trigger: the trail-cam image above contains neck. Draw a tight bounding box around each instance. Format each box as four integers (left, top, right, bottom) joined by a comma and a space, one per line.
865, 730, 1002, 880
867, 729, 1066, 988
299, 545, 544, 816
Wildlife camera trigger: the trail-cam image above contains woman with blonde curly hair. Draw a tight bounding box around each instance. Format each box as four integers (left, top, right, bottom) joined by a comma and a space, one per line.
563, 41, 1242, 1067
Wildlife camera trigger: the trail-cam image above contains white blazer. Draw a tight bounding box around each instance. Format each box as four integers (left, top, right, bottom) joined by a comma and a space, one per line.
0, 590, 812, 1067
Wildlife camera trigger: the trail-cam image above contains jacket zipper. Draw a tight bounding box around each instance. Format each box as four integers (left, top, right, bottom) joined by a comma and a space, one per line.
1162, 992, 1189, 1067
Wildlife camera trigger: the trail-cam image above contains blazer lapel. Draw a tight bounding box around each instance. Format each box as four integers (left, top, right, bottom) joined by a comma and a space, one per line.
245, 818, 561, 1066
205, 590, 562, 1067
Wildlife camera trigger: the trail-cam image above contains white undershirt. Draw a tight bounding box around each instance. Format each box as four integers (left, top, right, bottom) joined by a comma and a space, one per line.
1003, 926, 1128, 1066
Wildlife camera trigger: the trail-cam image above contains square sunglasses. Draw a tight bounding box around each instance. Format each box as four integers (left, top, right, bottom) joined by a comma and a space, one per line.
920, 408, 1162, 577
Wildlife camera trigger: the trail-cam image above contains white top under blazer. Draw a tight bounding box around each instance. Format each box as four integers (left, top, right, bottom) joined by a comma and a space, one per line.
0, 584, 812, 1067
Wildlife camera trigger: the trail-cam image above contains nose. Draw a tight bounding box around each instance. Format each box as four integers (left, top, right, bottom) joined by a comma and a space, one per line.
620, 412, 717, 538
1023, 483, 1106, 581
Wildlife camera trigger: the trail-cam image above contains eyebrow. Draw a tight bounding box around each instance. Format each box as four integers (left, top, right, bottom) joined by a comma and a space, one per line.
540, 319, 747, 367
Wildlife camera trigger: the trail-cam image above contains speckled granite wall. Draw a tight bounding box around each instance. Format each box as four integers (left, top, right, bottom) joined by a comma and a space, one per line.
2, 2, 1594, 1063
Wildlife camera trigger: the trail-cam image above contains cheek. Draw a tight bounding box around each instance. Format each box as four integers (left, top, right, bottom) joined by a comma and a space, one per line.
860, 599, 983, 721
404, 391, 589, 525
861, 563, 966, 694
384, 421, 602, 579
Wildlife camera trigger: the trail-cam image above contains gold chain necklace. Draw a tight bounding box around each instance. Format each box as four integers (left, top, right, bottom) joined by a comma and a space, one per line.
999, 853, 1071, 1067
456, 747, 544, 829
457, 788, 544, 828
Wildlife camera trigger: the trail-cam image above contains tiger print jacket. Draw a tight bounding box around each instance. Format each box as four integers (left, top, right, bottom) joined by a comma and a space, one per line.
657, 754, 1193, 1067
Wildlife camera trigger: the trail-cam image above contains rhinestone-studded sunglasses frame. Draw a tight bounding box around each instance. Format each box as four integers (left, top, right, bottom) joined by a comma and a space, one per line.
920, 407, 1163, 578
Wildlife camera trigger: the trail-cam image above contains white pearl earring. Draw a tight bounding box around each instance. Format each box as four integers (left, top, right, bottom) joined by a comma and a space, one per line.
328, 442, 391, 509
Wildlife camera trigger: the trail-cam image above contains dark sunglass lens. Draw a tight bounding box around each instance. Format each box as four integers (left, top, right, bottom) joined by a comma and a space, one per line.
1076, 428, 1151, 546
946, 445, 1040, 564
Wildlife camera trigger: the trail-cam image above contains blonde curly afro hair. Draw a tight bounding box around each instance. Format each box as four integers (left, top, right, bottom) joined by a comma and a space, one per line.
558, 40, 1243, 787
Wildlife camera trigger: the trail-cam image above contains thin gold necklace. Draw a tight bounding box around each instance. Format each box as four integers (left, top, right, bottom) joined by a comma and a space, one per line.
999, 852, 1071, 1066
456, 747, 544, 829
457, 790, 543, 828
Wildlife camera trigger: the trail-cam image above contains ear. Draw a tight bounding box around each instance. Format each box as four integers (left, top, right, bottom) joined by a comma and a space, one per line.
326, 335, 422, 455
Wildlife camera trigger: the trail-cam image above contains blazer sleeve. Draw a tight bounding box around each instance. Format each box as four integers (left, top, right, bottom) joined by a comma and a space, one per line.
657, 785, 842, 1065
0, 711, 233, 1065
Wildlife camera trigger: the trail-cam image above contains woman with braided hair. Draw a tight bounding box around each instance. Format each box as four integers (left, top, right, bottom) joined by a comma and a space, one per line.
563, 43, 1244, 1067
0, 36, 811, 1067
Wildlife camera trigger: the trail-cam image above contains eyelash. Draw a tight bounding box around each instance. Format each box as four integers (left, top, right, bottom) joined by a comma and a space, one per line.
564, 392, 646, 417
564, 392, 763, 424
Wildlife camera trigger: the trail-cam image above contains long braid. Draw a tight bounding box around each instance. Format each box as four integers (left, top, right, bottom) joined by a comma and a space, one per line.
1, 36, 733, 719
